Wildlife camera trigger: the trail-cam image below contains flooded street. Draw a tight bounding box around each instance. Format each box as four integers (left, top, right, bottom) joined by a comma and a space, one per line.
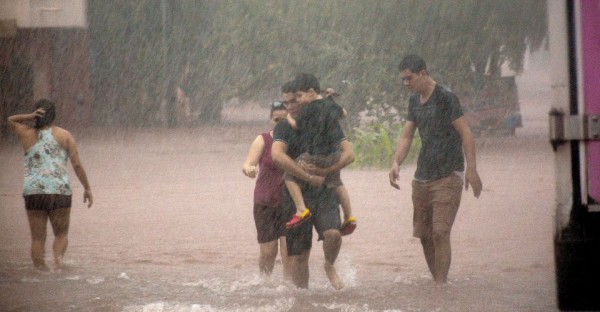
0, 0, 562, 310
1, 112, 556, 311
0, 72, 557, 311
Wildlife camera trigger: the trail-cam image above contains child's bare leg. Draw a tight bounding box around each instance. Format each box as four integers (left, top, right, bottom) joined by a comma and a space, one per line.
285, 179, 307, 215
336, 185, 352, 220
337, 185, 356, 236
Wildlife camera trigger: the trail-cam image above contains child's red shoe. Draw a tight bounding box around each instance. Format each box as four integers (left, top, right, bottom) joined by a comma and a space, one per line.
286, 209, 312, 229
340, 216, 357, 236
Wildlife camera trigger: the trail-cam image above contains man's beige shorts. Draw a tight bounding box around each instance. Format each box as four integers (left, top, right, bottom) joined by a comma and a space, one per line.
411, 173, 463, 238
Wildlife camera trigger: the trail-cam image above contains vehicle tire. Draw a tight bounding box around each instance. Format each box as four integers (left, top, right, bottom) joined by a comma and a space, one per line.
555, 231, 600, 310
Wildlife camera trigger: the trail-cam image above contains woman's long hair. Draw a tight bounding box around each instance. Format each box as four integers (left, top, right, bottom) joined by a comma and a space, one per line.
34, 99, 56, 129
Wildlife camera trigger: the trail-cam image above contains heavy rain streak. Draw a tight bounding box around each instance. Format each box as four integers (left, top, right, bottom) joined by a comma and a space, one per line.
0, 1, 555, 311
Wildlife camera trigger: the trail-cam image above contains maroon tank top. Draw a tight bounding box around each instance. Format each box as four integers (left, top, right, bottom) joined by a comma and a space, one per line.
254, 132, 284, 207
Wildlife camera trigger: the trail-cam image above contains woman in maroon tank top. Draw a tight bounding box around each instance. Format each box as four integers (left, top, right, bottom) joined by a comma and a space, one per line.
242, 101, 292, 277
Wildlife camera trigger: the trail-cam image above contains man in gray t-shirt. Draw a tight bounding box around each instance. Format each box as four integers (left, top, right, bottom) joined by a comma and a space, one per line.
389, 55, 482, 284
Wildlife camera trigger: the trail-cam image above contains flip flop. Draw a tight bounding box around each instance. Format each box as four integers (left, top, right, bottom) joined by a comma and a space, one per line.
286, 209, 312, 229
340, 216, 357, 236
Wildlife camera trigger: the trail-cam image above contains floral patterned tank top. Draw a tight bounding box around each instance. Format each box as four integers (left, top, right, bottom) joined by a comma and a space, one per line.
23, 128, 72, 196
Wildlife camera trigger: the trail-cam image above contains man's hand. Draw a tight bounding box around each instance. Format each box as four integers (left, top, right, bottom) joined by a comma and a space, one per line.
465, 168, 482, 198
298, 160, 328, 177
308, 174, 325, 187
389, 163, 400, 189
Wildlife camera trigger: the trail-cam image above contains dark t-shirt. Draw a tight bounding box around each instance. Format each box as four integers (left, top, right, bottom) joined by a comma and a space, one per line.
273, 113, 343, 247
273, 115, 346, 160
407, 84, 464, 181
295, 98, 344, 155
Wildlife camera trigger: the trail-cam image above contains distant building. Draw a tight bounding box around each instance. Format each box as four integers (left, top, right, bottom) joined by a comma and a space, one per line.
0, 0, 90, 136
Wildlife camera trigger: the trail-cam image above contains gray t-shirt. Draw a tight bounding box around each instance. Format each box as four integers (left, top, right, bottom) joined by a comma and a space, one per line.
407, 84, 464, 181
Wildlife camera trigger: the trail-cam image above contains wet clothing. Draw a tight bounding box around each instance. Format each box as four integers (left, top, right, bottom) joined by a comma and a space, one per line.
273, 118, 345, 160
24, 194, 72, 211
252, 131, 287, 243
253, 203, 293, 244
285, 98, 345, 188
254, 132, 284, 207
273, 119, 345, 256
284, 151, 342, 189
407, 84, 464, 182
411, 174, 462, 238
283, 186, 341, 256
295, 97, 344, 155
23, 128, 72, 196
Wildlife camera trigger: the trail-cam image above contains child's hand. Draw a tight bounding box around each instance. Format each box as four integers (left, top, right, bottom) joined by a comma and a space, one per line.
307, 174, 325, 187
324, 88, 339, 98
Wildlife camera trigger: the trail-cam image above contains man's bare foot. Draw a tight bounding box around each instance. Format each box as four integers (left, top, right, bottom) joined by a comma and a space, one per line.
54, 261, 65, 271
34, 263, 50, 272
54, 255, 65, 271
324, 262, 344, 290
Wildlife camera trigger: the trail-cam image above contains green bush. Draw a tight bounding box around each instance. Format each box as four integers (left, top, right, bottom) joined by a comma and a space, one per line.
348, 122, 421, 169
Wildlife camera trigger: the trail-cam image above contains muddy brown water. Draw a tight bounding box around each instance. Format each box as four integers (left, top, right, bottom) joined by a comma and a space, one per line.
0, 100, 557, 311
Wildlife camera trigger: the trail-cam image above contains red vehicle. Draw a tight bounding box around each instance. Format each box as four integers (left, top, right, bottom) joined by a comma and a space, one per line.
462, 75, 522, 137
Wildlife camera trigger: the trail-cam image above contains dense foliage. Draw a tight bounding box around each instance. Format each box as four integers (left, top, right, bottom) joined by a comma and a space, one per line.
348, 123, 421, 169
88, 0, 547, 127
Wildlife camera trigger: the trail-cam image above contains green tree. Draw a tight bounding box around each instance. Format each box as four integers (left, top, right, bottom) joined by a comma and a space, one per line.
87, 0, 547, 127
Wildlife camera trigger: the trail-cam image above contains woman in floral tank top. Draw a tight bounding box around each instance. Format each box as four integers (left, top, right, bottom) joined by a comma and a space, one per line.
8, 99, 93, 271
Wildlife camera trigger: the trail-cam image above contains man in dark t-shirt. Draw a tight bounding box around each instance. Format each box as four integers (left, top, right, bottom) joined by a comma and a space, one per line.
389, 55, 482, 284
272, 76, 354, 290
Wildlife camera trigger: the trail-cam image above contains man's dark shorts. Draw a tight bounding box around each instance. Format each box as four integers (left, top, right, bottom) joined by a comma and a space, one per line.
24, 194, 72, 212
253, 203, 293, 244
285, 186, 341, 256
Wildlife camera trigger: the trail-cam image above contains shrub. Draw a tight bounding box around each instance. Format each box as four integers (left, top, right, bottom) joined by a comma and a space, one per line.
347, 122, 421, 169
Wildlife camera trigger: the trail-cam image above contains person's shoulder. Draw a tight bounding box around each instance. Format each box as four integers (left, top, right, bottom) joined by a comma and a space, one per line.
305, 99, 324, 109
435, 84, 457, 98
52, 126, 75, 146
52, 126, 73, 138
314, 98, 328, 104
408, 93, 420, 106
273, 120, 292, 136
322, 97, 341, 107
433, 84, 459, 104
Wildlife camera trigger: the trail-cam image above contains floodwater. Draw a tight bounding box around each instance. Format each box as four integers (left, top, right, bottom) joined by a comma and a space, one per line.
0, 78, 557, 311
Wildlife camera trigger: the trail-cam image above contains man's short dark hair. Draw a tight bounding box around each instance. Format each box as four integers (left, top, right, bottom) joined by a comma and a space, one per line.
34, 99, 56, 129
291, 73, 320, 94
398, 54, 427, 73
281, 80, 294, 93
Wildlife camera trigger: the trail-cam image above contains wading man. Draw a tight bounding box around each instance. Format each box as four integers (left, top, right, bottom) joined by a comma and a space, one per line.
388, 55, 482, 283
272, 75, 354, 289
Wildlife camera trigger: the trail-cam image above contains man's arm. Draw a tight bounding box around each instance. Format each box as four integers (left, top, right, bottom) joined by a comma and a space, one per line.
271, 140, 324, 186
388, 121, 416, 189
452, 116, 482, 198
